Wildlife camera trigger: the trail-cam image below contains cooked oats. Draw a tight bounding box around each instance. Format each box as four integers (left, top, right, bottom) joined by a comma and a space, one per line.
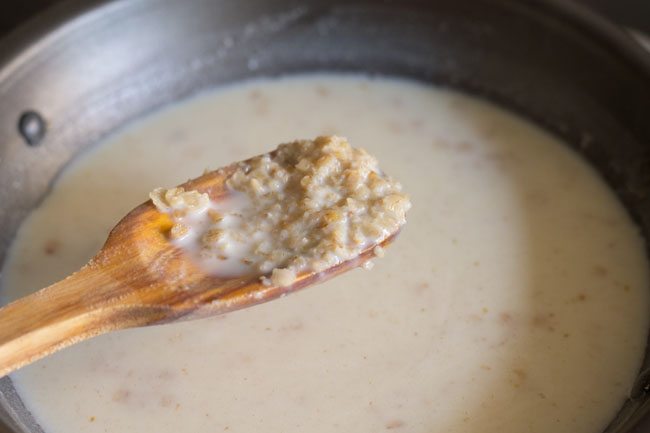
150, 136, 410, 286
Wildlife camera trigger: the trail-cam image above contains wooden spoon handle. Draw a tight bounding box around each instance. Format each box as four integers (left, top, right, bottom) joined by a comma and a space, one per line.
0, 265, 130, 377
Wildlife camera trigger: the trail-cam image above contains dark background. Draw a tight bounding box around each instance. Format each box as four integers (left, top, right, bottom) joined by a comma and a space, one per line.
0, 0, 649, 40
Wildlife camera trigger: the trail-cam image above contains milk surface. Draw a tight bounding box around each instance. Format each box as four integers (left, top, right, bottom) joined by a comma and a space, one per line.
1, 75, 648, 433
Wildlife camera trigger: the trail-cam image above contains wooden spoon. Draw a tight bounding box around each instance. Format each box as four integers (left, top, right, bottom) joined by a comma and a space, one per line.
0, 160, 398, 378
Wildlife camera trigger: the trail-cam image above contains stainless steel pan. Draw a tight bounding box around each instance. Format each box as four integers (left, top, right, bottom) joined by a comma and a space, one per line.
0, 0, 649, 431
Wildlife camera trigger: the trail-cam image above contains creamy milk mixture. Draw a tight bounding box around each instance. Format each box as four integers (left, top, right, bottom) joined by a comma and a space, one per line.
1, 76, 649, 433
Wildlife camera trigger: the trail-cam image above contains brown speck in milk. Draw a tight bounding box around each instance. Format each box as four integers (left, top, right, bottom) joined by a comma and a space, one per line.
280, 320, 304, 332
479, 124, 500, 139
158, 369, 175, 380
239, 353, 253, 364
389, 96, 404, 107
593, 265, 608, 277
499, 312, 513, 324
431, 138, 475, 153
447, 97, 467, 111
456, 141, 474, 152
414, 282, 429, 294
385, 419, 405, 429
525, 190, 549, 206
43, 239, 60, 255
112, 389, 131, 403
166, 129, 187, 144
532, 313, 556, 332
255, 103, 269, 116
248, 90, 269, 115
485, 150, 518, 168
315, 85, 330, 97
432, 138, 449, 149
510, 368, 527, 388
582, 212, 620, 227
386, 121, 404, 134
88, 416, 96, 422
577, 293, 588, 302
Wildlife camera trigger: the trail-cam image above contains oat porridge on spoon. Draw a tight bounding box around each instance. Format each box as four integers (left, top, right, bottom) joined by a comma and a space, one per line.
0, 136, 409, 377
